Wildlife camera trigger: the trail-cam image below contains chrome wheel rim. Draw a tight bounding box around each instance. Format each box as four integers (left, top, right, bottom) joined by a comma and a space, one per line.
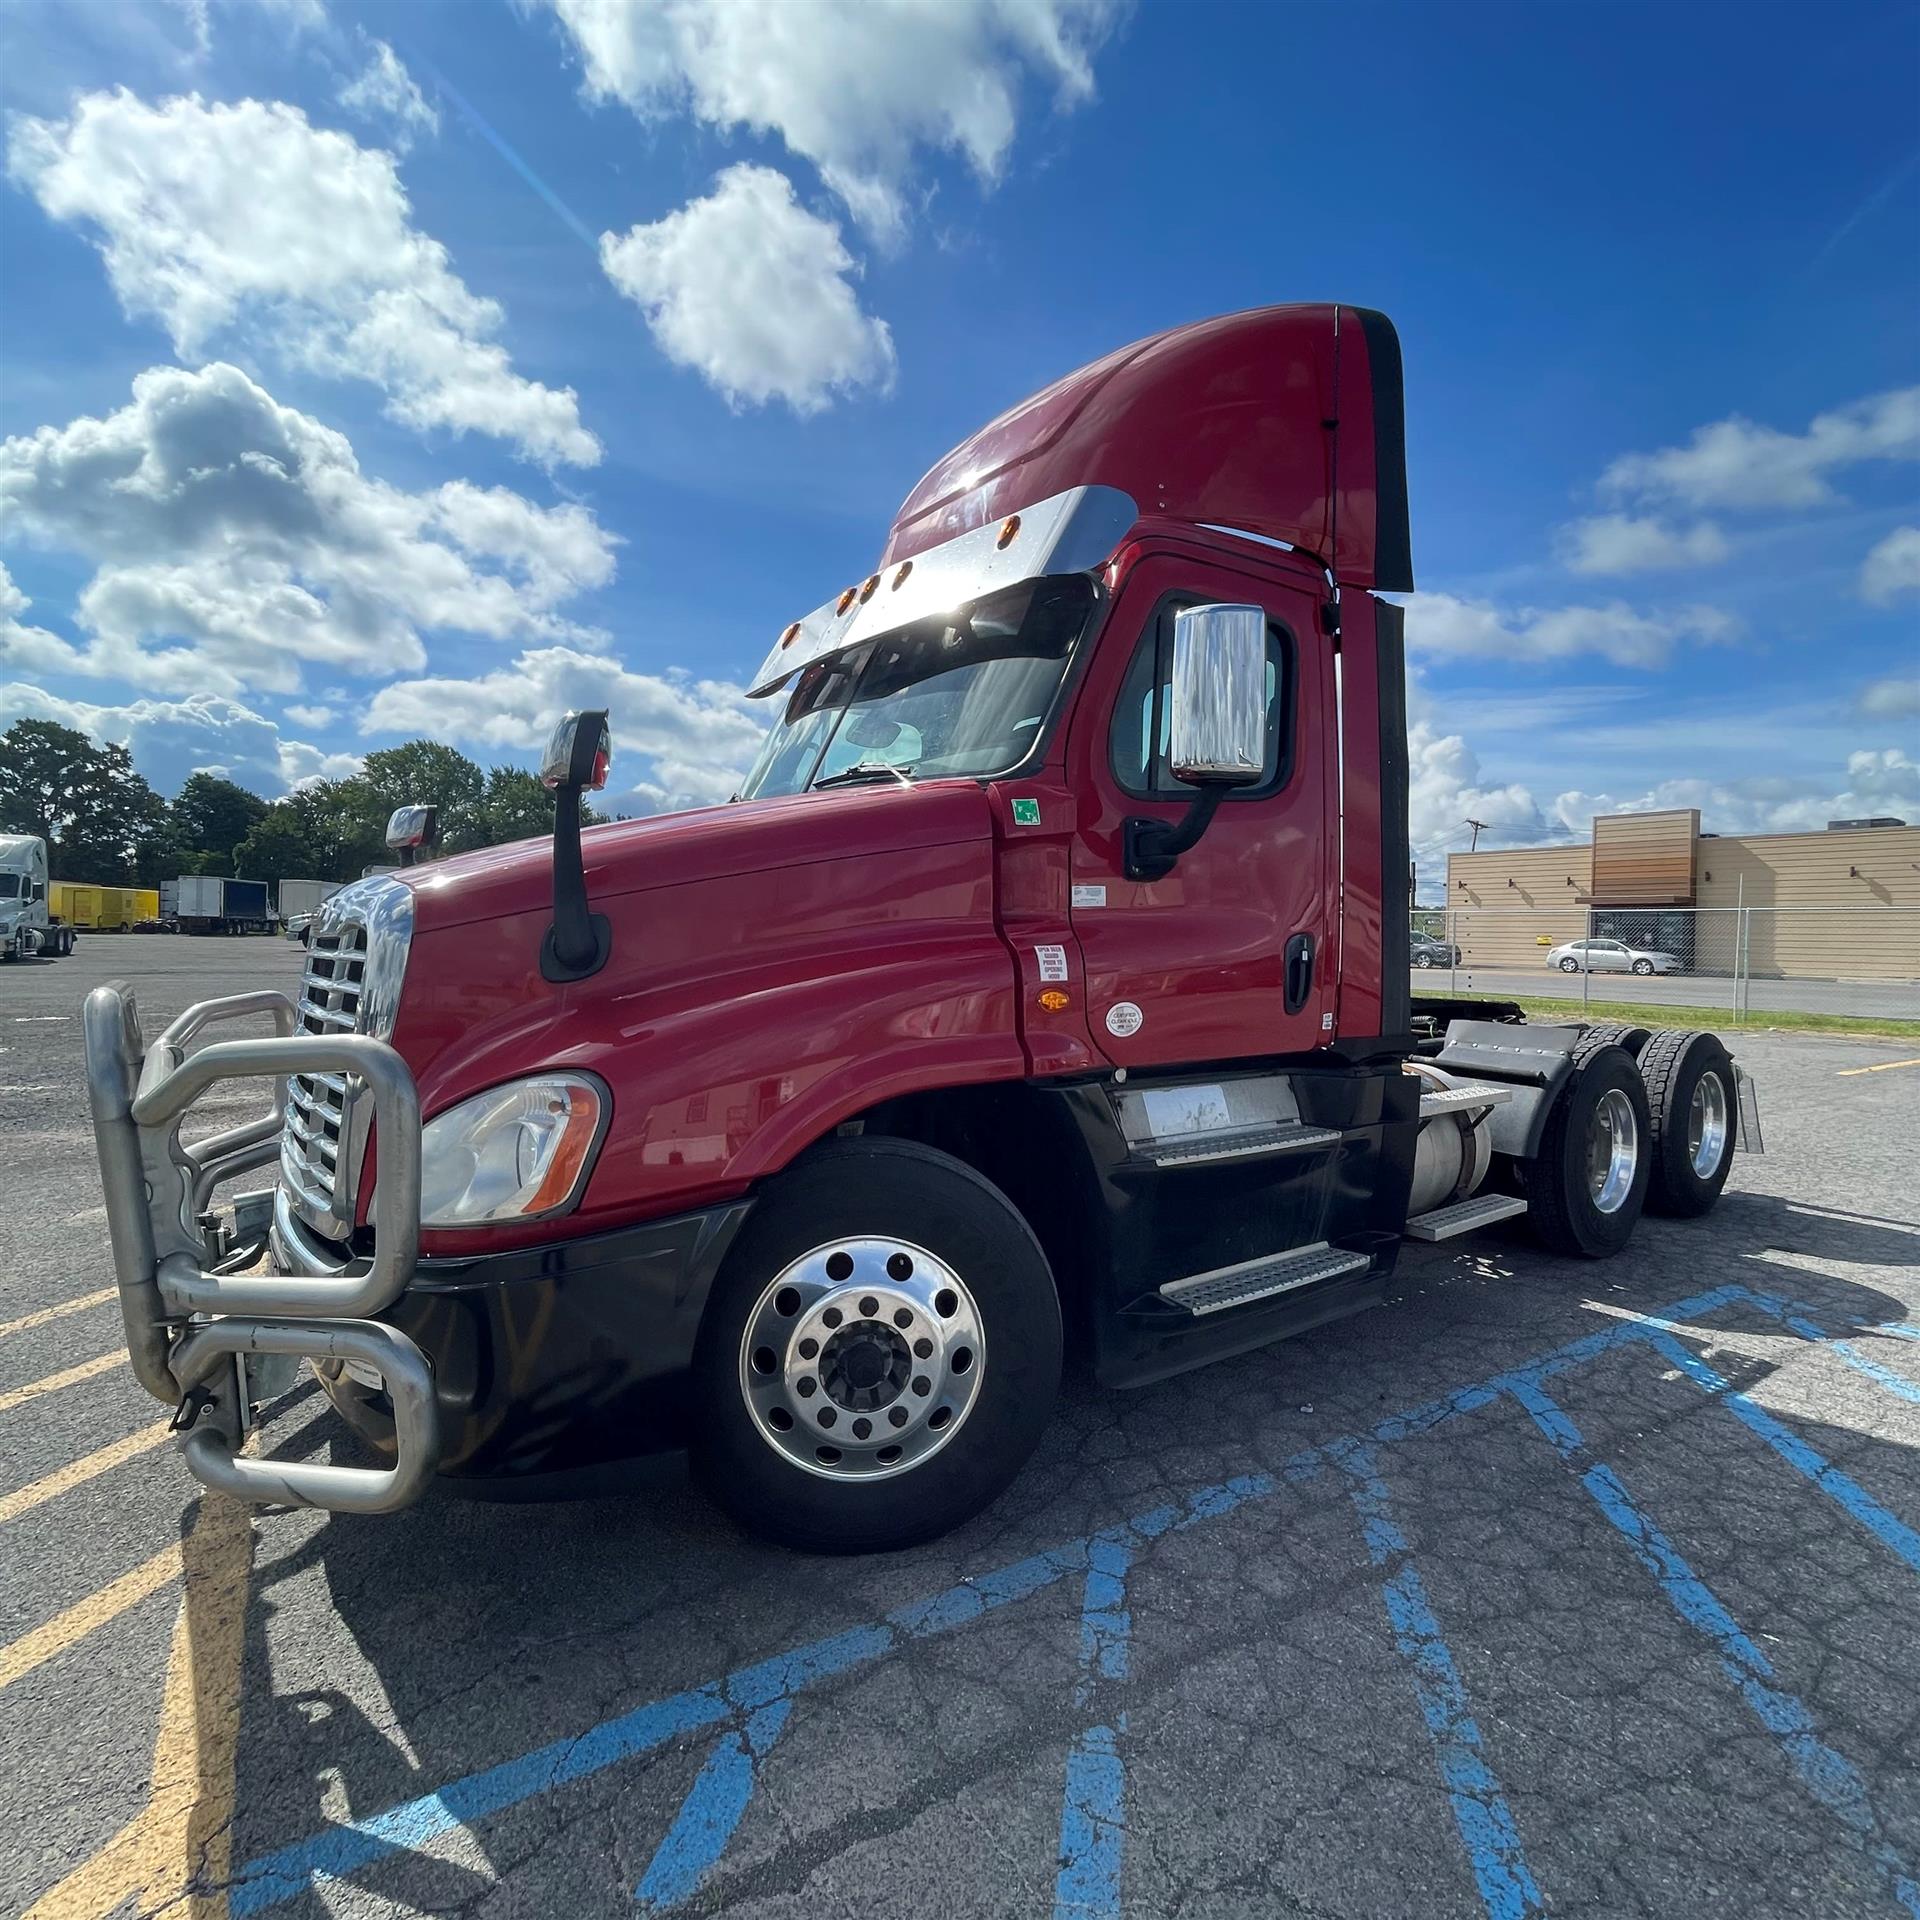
1689, 1070, 1729, 1177
1560, 957, 1578, 971
1588, 1088, 1639, 1214
739, 1237, 985, 1481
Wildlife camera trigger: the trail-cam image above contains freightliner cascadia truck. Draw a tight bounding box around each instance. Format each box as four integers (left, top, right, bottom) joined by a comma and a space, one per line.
83, 306, 1755, 1552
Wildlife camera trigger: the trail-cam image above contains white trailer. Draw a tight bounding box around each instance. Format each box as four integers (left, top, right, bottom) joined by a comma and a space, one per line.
277, 878, 343, 922
0, 835, 72, 958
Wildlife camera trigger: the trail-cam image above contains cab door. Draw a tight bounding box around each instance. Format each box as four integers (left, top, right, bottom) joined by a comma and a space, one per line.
1065, 547, 1335, 1069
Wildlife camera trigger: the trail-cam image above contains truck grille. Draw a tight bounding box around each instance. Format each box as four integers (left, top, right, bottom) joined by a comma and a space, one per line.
282, 924, 367, 1214
278, 877, 413, 1241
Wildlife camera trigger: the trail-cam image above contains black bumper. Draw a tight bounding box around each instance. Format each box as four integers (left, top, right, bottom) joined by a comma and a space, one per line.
322, 1200, 751, 1493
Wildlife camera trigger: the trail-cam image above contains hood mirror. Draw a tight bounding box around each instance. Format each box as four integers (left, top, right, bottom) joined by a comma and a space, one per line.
384, 804, 440, 868
540, 708, 613, 983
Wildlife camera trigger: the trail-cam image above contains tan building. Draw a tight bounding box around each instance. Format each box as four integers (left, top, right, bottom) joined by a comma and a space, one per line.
1440, 810, 1920, 981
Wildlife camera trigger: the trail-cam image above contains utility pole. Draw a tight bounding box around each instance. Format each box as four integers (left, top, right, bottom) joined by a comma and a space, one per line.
1465, 816, 1488, 853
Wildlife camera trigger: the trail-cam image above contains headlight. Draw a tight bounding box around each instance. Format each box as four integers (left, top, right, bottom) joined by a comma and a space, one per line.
418, 1074, 608, 1228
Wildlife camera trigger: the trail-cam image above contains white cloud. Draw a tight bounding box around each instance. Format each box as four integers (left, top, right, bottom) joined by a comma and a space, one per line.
0, 561, 84, 677
364, 644, 768, 809
1400, 591, 1737, 670
601, 165, 895, 413
1556, 513, 1729, 575
1860, 674, 1920, 720
0, 361, 617, 696
1859, 525, 1920, 604
8, 90, 596, 467
0, 681, 360, 797
337, 38, 439, 151
284, 702, 336, 728
1600, 386, 1920, 513
1408, 716, 1554, 864
1554, 747, 1919, 838
540, 0, 1122, 237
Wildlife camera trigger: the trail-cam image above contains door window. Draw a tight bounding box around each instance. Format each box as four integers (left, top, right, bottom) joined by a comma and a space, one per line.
1109, 594, 1293, 799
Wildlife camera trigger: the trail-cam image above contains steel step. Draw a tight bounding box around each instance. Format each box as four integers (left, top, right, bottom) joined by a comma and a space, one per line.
1159, 1242, 1370, 1316
1417, 1084, 1514, 1119
1404, 1191, 1529, 1242
1142, 1123, 1340, 1169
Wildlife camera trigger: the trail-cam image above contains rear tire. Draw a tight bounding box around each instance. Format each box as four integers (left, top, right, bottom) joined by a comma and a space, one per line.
1639, 1029, 1736, 1217
1521, 1044, 1652, 1258
691, 1138, 1062, 1553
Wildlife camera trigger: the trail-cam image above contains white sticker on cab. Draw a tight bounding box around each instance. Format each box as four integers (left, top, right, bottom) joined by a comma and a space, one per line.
1034, 944, 1069, 983
1105, 1001, 1144, 1038
1070, 884, 1107, 909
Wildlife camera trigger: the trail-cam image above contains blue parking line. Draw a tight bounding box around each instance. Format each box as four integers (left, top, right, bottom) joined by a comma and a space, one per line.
1872, 1322, 1920, 1345
1772, 1311, 1920, 1407
635, 1700, 791, 1911
1644, 1331, 1920, 1576
224, 1280, 1898, 1915
1508, 1376, 1920, 1919
1329, 1439, 1547, 1920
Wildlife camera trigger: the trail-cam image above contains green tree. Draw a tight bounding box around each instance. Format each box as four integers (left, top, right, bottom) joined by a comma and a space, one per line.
478, 766, 557, 845
171, 772, 268, 875
234, 782, 387, 886
0, 718, 171, 881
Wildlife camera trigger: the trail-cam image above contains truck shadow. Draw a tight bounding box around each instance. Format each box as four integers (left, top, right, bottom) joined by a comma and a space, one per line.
223, 1189, 1919, 1914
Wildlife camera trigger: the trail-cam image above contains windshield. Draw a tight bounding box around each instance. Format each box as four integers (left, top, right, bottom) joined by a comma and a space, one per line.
0, 873, 19, 899
739, 575, 1097, 800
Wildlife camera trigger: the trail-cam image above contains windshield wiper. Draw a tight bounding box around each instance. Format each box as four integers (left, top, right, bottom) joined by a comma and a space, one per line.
811, 762, 915, 791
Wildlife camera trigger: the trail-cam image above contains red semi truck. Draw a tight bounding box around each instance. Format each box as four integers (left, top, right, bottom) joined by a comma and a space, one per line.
84, 305, 1753, 1551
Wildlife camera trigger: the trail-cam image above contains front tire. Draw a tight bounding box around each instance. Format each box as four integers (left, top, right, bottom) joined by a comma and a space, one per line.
691, 1138, 1062, 1553
1631, 957, 1654, 976
1414, 953, 1433, 969
1521, 1044, 1652, 1258
1640, 1029, 1736, 1217
1559, 956, 1580, 972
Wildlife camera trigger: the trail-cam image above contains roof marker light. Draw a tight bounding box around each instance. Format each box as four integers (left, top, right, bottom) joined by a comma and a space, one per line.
996, 514, 1021, 549
858, 572, 880, 603
836, 586, 858, 615
891, 561, 913, 589
779, 621, 801, 649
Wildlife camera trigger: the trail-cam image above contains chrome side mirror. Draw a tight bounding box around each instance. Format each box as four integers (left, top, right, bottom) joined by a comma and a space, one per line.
1125, 604, 1268, 882
1167, 604, 1267, 788
384, 805, 440, 867
540, 708, 612, 983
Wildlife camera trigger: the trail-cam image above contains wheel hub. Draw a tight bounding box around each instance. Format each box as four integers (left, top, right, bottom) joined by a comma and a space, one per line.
820, 1321, 910, 1410
738, 1238, 986, 1481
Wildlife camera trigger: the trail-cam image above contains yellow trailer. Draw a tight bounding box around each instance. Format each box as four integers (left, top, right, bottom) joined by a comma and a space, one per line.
50, 882, 103, 927
95, 885, 146, 930
130, 887, 160, 926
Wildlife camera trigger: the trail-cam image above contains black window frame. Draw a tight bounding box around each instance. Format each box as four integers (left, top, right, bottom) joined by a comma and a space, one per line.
1108, 589, 1297, 802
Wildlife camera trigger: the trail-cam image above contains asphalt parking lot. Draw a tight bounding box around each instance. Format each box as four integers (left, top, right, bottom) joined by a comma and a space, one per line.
4, 938, 1919, 1919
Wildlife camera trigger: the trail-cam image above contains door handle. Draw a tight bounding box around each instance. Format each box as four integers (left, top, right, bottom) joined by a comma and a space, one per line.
1284, 932, 1314, 1015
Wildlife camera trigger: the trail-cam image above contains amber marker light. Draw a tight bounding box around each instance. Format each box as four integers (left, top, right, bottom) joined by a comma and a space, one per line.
858, 573, 881, 603
996, 515, 1022, 548
836, 586, 858, 614
779, 621, 801, 649
891, 561, 913, 589
1038, 989, 1070, 1013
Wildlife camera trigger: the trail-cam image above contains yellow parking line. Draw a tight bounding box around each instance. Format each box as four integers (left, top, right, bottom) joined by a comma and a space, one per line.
1837, 1057, 1920, 1076
0, 1288, 118, 1342
0, 1541, 181, 1694
24, 1488, 254, 1920
0, 1422, 173, 1527
0, 1351, 124, 1415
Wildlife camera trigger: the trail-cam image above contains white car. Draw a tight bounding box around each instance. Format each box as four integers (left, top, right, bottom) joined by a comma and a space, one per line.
1546, 937, 1681, 976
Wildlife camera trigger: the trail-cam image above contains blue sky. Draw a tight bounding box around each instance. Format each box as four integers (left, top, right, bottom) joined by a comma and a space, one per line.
2, 0, 1916, 873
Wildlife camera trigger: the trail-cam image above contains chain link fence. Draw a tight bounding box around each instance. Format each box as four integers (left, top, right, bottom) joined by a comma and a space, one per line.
1409, 905, 1920, 1025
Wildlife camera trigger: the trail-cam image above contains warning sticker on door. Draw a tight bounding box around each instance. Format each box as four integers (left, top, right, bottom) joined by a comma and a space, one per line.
1070, 884, 1107, 909
1034, 944, 1069, 983
1011, 797, 1042, 826
1105, 1000, 1144, 1038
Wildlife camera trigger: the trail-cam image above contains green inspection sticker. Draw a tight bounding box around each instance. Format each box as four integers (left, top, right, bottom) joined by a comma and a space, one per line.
1011, 798, 1042, 826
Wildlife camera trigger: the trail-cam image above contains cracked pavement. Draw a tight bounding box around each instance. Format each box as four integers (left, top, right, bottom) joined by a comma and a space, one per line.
2, 939, 1917, 1918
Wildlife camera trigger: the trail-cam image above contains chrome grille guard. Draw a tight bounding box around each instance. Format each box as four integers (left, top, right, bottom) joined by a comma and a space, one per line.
83, 979, 438, 1514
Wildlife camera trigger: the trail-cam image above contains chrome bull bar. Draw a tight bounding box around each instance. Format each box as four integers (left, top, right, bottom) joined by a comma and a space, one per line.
83, 980, 439, 1513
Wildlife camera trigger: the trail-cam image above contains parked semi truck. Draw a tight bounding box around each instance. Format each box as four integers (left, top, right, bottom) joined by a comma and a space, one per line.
160, 875, 274, 935
1, 834, 74, 956
84, 305, 1755, 1551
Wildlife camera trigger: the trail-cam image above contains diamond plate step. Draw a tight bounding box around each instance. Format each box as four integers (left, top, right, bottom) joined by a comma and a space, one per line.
1141, 1123, 1340, 1169
1159, 1242, 1370, 1316
1417, 1083, 1514, 1119
1404, 1191, 1528, 1242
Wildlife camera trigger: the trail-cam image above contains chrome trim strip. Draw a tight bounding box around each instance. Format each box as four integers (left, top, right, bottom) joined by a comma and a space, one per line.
748, 484, 1137, 698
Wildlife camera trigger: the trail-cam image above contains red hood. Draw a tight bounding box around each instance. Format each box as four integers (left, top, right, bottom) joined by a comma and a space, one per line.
399, 780, 993, 936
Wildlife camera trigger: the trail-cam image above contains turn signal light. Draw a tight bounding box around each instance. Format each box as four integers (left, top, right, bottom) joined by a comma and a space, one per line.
1038, 989, 1070, 1013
